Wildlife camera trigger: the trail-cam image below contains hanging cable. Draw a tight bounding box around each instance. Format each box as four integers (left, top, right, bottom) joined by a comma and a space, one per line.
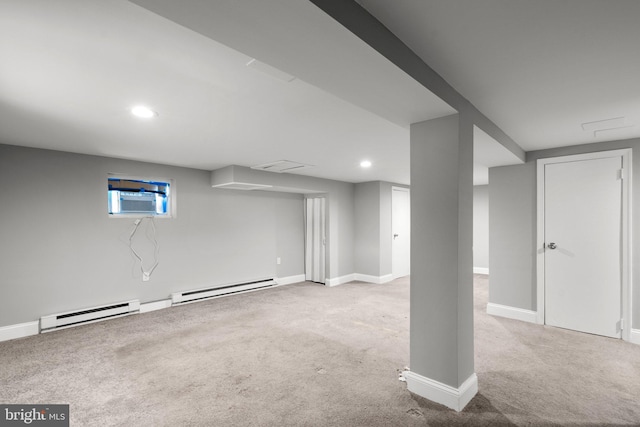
128, 216, 160, 281
147, 216, 160, 277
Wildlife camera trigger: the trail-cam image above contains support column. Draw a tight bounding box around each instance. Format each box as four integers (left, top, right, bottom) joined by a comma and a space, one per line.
404, 113, 477, 411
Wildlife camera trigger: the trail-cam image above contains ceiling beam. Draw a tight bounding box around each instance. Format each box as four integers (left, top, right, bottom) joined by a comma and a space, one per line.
308, 0, 525, 162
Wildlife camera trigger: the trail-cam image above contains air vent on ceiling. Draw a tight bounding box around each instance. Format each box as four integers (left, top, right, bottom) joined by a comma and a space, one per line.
251, 160, 313, 173
582, 116, 632, 137
246, 59, 296, 83
211, 182, 273, 191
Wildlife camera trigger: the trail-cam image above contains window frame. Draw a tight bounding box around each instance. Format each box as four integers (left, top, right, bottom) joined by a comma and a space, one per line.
107, 174, 176, 219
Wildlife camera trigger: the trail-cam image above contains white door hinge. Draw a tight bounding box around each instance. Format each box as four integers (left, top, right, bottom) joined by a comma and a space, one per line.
617, 169, 624, 180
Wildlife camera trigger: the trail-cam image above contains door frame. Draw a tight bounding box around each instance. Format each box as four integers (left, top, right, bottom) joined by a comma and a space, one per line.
536, 148, 632, 341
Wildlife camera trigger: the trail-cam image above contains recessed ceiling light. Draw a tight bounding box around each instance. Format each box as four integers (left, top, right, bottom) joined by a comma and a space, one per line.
360, 160, 372, 168
131, 105, 157, 119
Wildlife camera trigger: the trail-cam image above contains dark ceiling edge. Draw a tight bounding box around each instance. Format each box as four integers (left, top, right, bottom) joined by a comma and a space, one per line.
308, 0, 525, 163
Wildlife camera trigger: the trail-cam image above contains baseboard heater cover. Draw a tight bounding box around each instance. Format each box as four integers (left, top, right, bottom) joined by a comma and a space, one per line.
40, 300, 140, 332
171, 278, 276, 304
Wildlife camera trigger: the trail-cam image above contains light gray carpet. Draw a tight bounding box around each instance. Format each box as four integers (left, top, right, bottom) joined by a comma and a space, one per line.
1, 275, 640, 426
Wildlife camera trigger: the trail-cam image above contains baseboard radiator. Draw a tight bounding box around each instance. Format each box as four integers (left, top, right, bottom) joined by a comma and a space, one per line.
40, 300, 140, 332
171, 278, 276, 305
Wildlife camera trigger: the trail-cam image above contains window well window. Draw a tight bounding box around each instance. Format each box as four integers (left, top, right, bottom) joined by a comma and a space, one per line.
108, 177, 172, 217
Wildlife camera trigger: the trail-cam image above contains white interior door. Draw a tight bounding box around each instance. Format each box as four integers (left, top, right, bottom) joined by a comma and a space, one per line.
544, 156, 622, 338
305, 197, 326, 284
392, 187, 410, 279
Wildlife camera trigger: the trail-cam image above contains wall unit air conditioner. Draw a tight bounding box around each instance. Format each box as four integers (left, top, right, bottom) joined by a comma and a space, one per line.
119, 191, 157, 213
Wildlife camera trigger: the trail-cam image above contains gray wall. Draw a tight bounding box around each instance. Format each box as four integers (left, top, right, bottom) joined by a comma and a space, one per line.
379, 182, 394, 277
489, 137, 640, 328
325, 185, 355, 280
0, 144, 307, 327
488, 163, 536, 310
353, 181, 401, 278
473, 185, 489, 270
355, 181, 381, 276
211, 165, 356, 280
355, 181, 487, 278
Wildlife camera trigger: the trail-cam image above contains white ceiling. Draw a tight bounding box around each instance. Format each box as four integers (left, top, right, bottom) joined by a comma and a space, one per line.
356, 0, 640, 151
3, 1, 635, 187
0, 0, 454, 185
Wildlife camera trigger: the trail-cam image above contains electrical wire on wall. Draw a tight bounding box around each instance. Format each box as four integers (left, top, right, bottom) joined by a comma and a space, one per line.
128, 216, 159, 281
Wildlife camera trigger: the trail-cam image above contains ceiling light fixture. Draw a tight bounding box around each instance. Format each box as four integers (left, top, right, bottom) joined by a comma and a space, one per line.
360, 160, 372, 168
131, 105, 157, 119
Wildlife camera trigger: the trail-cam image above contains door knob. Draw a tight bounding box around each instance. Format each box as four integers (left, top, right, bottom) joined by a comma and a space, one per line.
547, 242, 557, 250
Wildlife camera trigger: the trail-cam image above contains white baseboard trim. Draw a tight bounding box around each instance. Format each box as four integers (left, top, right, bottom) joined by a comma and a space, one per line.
0, 276, 307, 341
0, 321, 40, 343
629, 329, 640, 345
403, 371, 478, 412
325, 273, 395, 286
473, 267, 489, 275
140, 299, 173, 313
487, 302, 537, 324
354, 273, 394, 284
325, 274, 356, 287
275, 274, 306, 286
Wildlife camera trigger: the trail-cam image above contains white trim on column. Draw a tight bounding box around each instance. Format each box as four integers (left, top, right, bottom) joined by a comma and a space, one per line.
0, 321, 40, 343
487, 303, 537, 324
403, 371, 478, 412
630, 329, 640, 345
536, 149, 633, 342
473, 267, 489, 275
